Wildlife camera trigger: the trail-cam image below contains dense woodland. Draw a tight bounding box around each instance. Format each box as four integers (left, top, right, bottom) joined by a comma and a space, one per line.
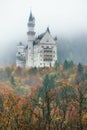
0, 60, 87, 130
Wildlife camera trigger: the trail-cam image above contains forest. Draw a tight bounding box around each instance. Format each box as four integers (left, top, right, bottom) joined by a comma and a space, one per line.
0, 60, 87, 130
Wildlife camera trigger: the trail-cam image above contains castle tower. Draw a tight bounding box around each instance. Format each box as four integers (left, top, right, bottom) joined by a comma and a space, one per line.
26, 11, 35, 67
16, 42, 25, 67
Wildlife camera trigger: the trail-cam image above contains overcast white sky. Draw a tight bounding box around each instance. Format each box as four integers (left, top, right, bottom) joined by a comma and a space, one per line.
0, 0, 87, 52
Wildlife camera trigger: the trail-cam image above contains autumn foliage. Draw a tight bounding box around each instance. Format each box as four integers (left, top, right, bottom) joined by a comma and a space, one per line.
0, 63, 87, 130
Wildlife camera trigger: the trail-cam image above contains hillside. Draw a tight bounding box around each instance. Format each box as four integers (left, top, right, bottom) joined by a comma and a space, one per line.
0, 63, 87, 129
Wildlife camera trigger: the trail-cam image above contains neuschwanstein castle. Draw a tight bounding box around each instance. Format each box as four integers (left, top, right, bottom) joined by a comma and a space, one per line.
16, 12, 58, 68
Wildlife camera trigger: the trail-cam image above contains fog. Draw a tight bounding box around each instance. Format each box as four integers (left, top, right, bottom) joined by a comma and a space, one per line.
0, 0, 87, 66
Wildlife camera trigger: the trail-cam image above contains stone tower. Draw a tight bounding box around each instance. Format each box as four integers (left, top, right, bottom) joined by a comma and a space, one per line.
16, 42, 25, 67
26, 11, 35, 67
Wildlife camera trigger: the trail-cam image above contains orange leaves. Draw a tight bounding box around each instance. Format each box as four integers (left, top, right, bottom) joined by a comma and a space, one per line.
29, 84, 40, 99
82, 113, 87, 126
0, 64, 87, 129
0, 92, 25, 129
0, 82, 13, 98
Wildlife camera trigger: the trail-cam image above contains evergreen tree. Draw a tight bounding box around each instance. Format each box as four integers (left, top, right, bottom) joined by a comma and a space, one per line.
63, 60, 68, 69
63, 60, 74, 70
54, 60, 59, 70
77, 63, 83, 73
10, 76, 15, 86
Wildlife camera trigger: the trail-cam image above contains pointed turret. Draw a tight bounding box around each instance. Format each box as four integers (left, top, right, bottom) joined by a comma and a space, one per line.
29, 11, 35, 21
27, 11, 35, 41
46, 27, 50, 33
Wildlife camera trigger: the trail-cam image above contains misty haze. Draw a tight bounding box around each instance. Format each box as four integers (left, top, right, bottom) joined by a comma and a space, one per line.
0, 1, 87, 130
0, 0, 87, 66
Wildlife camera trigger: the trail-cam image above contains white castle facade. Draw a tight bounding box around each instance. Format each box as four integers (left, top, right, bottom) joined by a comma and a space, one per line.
16, 12, 58, 68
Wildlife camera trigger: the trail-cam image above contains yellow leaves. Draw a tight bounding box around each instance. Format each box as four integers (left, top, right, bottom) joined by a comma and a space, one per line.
52, 115, 62, 121
38, 97, 43, 105
82, 113, 87, 126
82, 113, 87, 121
56, 115, 61, 120
57, 79, 71, 87
7, 127, 11, 130
68, 74, 76, 82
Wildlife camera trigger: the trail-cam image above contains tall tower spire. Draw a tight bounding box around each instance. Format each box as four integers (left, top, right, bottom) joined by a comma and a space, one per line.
29, 11, 33, 21
26, 11, 35, 67
27, 11, 35, 41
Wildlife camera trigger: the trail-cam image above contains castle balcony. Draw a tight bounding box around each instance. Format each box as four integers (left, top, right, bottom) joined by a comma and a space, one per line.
27, 31, 35, 35
28, 23, 35, 27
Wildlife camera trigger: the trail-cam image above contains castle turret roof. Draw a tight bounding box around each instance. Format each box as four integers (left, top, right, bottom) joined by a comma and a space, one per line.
46, 27, 50, 33
17, 42, 24, 46
54, 36, 58, 41
29, 11, 35, 21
